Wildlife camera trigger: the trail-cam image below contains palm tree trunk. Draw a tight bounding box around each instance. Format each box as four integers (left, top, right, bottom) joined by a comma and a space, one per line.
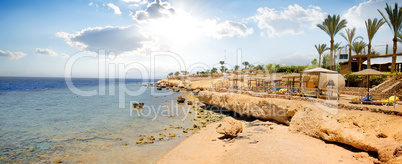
333, 50, 336, 69
330, 40, 334, 70
367, 43, 371, 69
391, 37, 397, 73
348, 47, 352, 72
319, 54, 321, 67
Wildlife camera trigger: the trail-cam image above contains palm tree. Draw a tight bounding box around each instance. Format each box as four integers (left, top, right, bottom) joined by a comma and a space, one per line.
352, 41, 367, 55
398, 31, 402, 43
378, 3, 402, 72
317, 15, 347, 70
341, 28, 363, 73
181, 71, 188, 76
211, 67, 218, 74
174, 71, 180, 76
314, 44, 329, 67
219, 61, 225, 73
242, 61, 249, 71
333, 42, 342, 67
372, 50, 381, 55
168, 72, 174, 78
352, 41, 367, 71
234, 65, 240, 71
266, 63, 274, 73
365, 18, 385, 69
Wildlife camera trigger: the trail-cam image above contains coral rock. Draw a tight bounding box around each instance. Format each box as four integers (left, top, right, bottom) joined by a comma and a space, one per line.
216, 117, 243, 137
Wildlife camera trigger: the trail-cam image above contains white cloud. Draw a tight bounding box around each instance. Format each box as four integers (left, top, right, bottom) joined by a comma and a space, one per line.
132, 0, 175, 22
203, 20, 254, 39
122, 0, 140, 2
123, 0, 147, 3
0, 50, 26, 60
343, 0, 399, 29
56, 25, 153, 55
88, 2, 93, 6
34, 48, 57, 56
107, 3, 122, 15
251, 4, 326, 37
34, 48, 68, 57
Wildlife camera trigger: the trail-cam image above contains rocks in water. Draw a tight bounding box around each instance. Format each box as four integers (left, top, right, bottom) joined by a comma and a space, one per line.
133, 103, 138, 108
177, 96, 185, 103
133, 102, 145, 109
193, 89, 200, 95
199, 119, 207, 127
178, 81, 185, 88
216, 117, 243, 138
187, 101, 193, 105
148, 136, 155, 141
157, 87, 162, 90
168, 133, 176, 139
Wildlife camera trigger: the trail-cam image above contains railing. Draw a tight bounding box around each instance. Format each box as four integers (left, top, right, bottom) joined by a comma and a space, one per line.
370, 77, 395, 93
382, 80, 402, 94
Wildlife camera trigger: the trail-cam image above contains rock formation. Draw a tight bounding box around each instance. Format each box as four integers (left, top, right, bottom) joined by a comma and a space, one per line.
198, 91, 402, 162
216, 117, 243, 137
290, 105, 402, 162
198, 91, 297, 125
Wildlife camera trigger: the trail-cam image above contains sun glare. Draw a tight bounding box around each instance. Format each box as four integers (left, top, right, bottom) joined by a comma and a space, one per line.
146, 12, 202, 47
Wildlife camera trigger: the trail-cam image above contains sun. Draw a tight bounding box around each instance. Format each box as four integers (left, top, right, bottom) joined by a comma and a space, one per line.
145, 12, 202, 47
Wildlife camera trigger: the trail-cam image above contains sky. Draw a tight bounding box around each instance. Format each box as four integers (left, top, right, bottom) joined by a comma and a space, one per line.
0, 0, 401, 79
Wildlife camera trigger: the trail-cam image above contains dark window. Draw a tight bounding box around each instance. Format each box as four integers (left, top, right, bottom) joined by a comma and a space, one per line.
340, 54, 348, 59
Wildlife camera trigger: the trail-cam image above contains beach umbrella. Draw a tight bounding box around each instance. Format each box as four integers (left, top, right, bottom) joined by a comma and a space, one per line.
350, 68, 388, 97
301, 67, 339, 97
282, 73, 300, 89
318, 73, 345, 89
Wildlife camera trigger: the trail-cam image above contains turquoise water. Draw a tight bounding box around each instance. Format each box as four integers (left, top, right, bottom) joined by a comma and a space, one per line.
0, 83, 198, 163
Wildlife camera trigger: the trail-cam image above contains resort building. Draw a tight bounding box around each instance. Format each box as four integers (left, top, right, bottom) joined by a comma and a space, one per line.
339, 53, 402, 74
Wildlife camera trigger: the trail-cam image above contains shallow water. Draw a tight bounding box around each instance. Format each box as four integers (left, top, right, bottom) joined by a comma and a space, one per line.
0, 82, 199, 163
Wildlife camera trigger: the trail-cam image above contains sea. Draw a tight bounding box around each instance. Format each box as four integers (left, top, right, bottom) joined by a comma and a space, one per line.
0, 77, 197, 163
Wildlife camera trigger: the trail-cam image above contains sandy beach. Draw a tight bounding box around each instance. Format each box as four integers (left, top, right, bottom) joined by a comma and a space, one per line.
157, 120, 376, 164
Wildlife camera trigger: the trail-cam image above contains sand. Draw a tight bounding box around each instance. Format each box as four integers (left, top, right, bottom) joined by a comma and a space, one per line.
157, 120, 376, 164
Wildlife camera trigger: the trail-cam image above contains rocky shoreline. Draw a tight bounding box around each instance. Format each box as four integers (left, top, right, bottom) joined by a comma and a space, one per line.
157, 78, 402, 163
